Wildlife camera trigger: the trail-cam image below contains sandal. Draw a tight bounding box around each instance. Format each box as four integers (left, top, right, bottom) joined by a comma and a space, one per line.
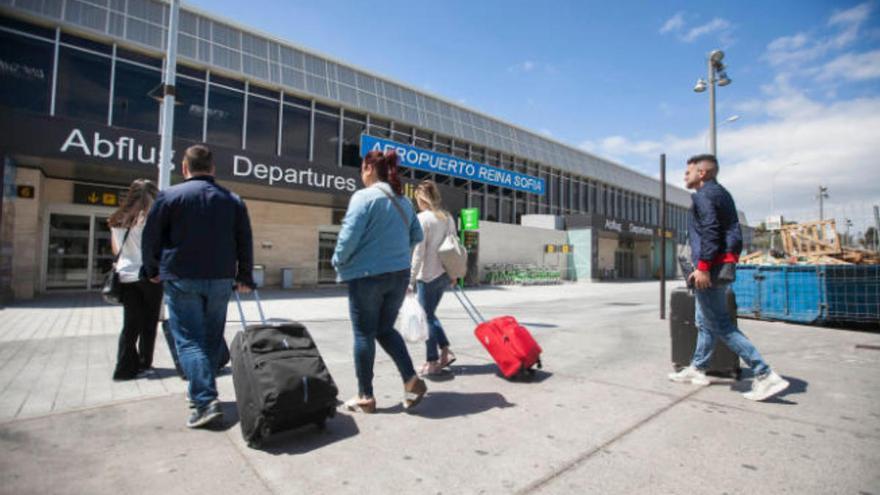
403, 377, 427, 410
439, 350, 457, 369
343, 395, 376, 414
419, 361, 443, 377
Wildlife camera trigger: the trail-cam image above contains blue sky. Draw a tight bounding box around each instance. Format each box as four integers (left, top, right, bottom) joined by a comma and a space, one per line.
188, 0, 880, 233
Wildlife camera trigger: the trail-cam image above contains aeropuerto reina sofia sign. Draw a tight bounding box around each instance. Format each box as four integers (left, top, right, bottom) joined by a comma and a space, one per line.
360, 135, 546, 195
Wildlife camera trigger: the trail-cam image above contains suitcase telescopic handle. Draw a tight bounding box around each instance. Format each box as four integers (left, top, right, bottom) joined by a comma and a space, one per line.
233, 289, 267, 331
453, 285, 485, 324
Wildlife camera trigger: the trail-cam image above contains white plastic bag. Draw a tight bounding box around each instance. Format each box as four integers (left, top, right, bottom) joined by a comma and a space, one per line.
397, 293, 429, 343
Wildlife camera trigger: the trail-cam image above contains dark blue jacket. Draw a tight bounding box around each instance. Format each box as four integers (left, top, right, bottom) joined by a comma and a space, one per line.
141, 176, 254, 286
688, 179, 743, 272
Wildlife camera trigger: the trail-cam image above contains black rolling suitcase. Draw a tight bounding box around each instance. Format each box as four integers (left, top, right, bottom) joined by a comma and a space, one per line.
231, 291, 338, 448
670, 287, 741, 379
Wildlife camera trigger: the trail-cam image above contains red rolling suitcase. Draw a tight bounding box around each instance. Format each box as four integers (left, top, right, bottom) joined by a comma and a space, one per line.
453, 287, 542, 379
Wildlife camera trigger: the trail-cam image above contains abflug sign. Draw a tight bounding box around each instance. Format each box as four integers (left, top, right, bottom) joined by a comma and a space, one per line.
1, 112, 358, 194
361, 135, 546, 195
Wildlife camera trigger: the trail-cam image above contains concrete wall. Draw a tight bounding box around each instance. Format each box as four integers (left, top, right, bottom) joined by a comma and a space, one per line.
520, 214, 564, 230
597, 237, 617, 273
476, 221, 569, 282
11, 168, 44, 299
246, 200, 331, 287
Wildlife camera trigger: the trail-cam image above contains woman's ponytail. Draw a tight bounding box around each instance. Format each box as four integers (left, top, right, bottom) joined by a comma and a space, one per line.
363, 149, 403, 195
383, 150, 403, 196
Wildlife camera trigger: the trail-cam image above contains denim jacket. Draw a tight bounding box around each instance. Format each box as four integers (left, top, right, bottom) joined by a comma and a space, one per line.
688, 179, 743, 272
332, 182, 424, 282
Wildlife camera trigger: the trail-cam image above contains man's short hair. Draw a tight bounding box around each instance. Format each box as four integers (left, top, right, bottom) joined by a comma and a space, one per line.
184, 144, 213, 173
687, 154, 719, 169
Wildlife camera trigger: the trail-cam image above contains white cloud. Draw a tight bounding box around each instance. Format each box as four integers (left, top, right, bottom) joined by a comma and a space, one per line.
817, 49, 880, 82
682, 18, 732, 43
829, 2, 873, 28
660, 12, 685, 34
580, 92, 880, 228
508, 60, 536, 73
659, 13, 735, 45
764, 1, 873, 68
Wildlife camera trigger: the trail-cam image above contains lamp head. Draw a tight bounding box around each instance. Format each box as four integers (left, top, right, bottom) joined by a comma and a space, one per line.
693, 78, 707, 93
710, 50, 725, 63
717, 70, 732, 86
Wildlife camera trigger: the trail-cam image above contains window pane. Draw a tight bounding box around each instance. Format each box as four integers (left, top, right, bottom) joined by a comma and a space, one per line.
342, 119, 365, 168
281, 103, 309, 160
174, 77, 206, 141
56, 47, 110, 123
246, 95, 278, 155
207, 85, 244, 149
0, 30, 53, 114
313, 112, 339, 166
112, 61, 160, 132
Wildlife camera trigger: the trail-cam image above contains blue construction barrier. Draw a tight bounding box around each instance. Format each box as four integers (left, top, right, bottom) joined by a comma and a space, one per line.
732, 265, 880, 324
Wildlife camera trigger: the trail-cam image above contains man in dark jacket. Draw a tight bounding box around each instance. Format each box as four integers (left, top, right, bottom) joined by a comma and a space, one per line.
668, 154, 789, 402
142, 144, 255, 428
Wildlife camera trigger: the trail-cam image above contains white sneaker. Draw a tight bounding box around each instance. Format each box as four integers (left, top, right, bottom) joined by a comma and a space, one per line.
668, 366, 710, 386
743, 371, 790, 401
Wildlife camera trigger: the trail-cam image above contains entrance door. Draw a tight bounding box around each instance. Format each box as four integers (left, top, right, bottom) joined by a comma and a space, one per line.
44, 206, 115, 290
317, 229, 339, 284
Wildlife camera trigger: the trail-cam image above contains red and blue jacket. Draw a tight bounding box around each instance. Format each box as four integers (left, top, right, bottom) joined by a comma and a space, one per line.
688, 179, 743, 272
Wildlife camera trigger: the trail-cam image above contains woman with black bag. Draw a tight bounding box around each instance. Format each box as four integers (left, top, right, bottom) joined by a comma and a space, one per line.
109, 179, 161, 381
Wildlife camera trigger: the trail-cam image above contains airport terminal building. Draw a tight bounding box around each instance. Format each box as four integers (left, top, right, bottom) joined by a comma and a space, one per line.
0, 0, 691, 300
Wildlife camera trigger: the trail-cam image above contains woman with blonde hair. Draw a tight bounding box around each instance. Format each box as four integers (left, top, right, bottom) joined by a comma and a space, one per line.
411, 180, 457, 377
108, 179, 161, 380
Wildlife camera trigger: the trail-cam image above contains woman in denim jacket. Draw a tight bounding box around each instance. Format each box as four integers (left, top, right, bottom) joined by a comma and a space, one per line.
333, 150, 427, 413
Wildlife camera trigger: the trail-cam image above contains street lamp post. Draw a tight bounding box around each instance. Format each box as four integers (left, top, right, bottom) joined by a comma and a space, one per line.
157, 0, 181, 191
817, 185, 829, 221
693, 50, 732, 158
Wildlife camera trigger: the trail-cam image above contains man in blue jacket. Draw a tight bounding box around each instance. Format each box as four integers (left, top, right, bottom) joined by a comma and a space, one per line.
142, 144, 255, 428
668, 154, 789, 401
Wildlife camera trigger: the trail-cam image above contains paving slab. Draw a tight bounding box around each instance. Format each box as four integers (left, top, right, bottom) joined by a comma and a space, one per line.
0, 282, 878, 495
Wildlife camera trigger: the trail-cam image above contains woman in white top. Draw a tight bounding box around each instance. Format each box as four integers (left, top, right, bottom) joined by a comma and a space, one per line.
109, 179, 160, 381
411, 180, 457, 376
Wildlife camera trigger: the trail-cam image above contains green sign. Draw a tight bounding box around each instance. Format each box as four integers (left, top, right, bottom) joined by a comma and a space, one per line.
460, 208, 480, 231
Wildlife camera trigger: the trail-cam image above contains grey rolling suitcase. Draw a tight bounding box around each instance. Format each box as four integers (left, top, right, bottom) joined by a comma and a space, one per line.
670, 287, 742, 379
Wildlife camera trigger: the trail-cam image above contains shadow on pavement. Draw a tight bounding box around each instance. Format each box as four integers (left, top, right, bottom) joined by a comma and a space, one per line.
201, 401, 241, 433
249, 414, 360, 456
375, 391, 514, 419
519, 322, 559, 328
729, 375, 808, 405
449, 364, 554, 384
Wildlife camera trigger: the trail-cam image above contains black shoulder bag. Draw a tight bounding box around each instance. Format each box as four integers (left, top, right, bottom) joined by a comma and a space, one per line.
102, 228, 131, 304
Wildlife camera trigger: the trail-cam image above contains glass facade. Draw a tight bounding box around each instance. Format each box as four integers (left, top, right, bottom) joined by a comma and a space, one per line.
55, 45, 111, 124
112, 59, 161, 132
0, 11, 692, 233
0, 29, 53, 114
245, 91, 278, 155
281, 100, 310, 160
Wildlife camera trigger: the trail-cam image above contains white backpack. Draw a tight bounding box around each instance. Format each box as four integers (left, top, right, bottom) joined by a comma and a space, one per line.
437, 213, 468, 280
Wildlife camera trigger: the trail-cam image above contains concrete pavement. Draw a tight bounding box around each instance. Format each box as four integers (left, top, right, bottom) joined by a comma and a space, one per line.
0, 282, 878, 494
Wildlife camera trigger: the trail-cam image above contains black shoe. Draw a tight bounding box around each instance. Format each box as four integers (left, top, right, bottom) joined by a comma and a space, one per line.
186, 400, 223, 429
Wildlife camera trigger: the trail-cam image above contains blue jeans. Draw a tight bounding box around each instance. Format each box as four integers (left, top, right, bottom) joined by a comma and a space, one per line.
693, 285, 770, 377
417, 273, 450, 362
347, 269, 417, 397
164, 278, 233, 409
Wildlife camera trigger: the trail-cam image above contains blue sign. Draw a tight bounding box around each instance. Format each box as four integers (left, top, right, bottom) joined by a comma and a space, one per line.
360, 135, 545, 195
